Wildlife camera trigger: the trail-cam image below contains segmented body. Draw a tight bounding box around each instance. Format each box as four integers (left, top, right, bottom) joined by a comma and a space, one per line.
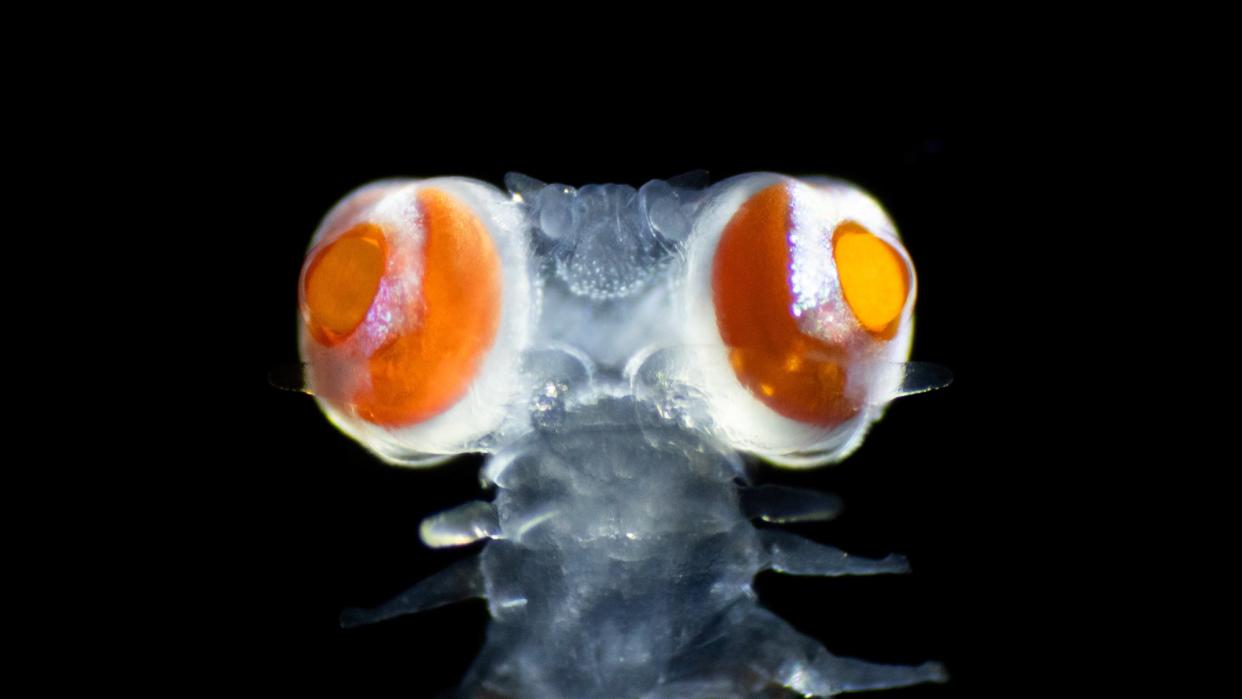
300, 172, 948, 698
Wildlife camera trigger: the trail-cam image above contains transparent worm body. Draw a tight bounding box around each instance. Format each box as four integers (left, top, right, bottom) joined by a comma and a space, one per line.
296, 171, 950, 698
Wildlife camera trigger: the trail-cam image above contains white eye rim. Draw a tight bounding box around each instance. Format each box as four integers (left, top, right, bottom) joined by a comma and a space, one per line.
679, 174, 917, 468
300, 177, 534, 466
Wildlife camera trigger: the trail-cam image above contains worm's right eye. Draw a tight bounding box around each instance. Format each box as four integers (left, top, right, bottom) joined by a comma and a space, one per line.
676, 174, 918, 465
710, 181, 913, 428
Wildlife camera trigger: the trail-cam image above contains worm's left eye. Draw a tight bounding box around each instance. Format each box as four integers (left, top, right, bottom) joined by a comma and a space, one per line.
298, 178, 529, 465
303, 222, 389, 347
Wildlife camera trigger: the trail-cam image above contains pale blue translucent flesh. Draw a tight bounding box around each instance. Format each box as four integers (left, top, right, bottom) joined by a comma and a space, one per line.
333, 174, 948, 697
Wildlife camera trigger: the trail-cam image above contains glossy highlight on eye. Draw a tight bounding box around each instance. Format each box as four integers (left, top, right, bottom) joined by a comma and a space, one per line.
711, 183, 857, 426
356, 188, 503, 426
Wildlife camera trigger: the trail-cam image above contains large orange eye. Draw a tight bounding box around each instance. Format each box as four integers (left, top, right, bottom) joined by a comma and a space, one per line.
357, 189, 502, 425
711, 183, 910, 427
300, 186, 503, 428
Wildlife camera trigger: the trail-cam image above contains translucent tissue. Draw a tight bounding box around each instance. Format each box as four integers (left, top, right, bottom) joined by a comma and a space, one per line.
304, 172, 950, 698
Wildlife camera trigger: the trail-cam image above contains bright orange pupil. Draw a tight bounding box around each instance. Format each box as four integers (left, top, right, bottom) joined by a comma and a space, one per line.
304, 223, 386, 345
712, 183, 857, 426
833, 222, 909, 338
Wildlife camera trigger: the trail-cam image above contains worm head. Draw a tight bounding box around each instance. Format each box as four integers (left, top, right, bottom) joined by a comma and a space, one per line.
297, 173, 940, 468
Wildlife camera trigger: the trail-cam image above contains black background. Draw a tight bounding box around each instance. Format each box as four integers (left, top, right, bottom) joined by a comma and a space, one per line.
197, 92, 1074, 697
